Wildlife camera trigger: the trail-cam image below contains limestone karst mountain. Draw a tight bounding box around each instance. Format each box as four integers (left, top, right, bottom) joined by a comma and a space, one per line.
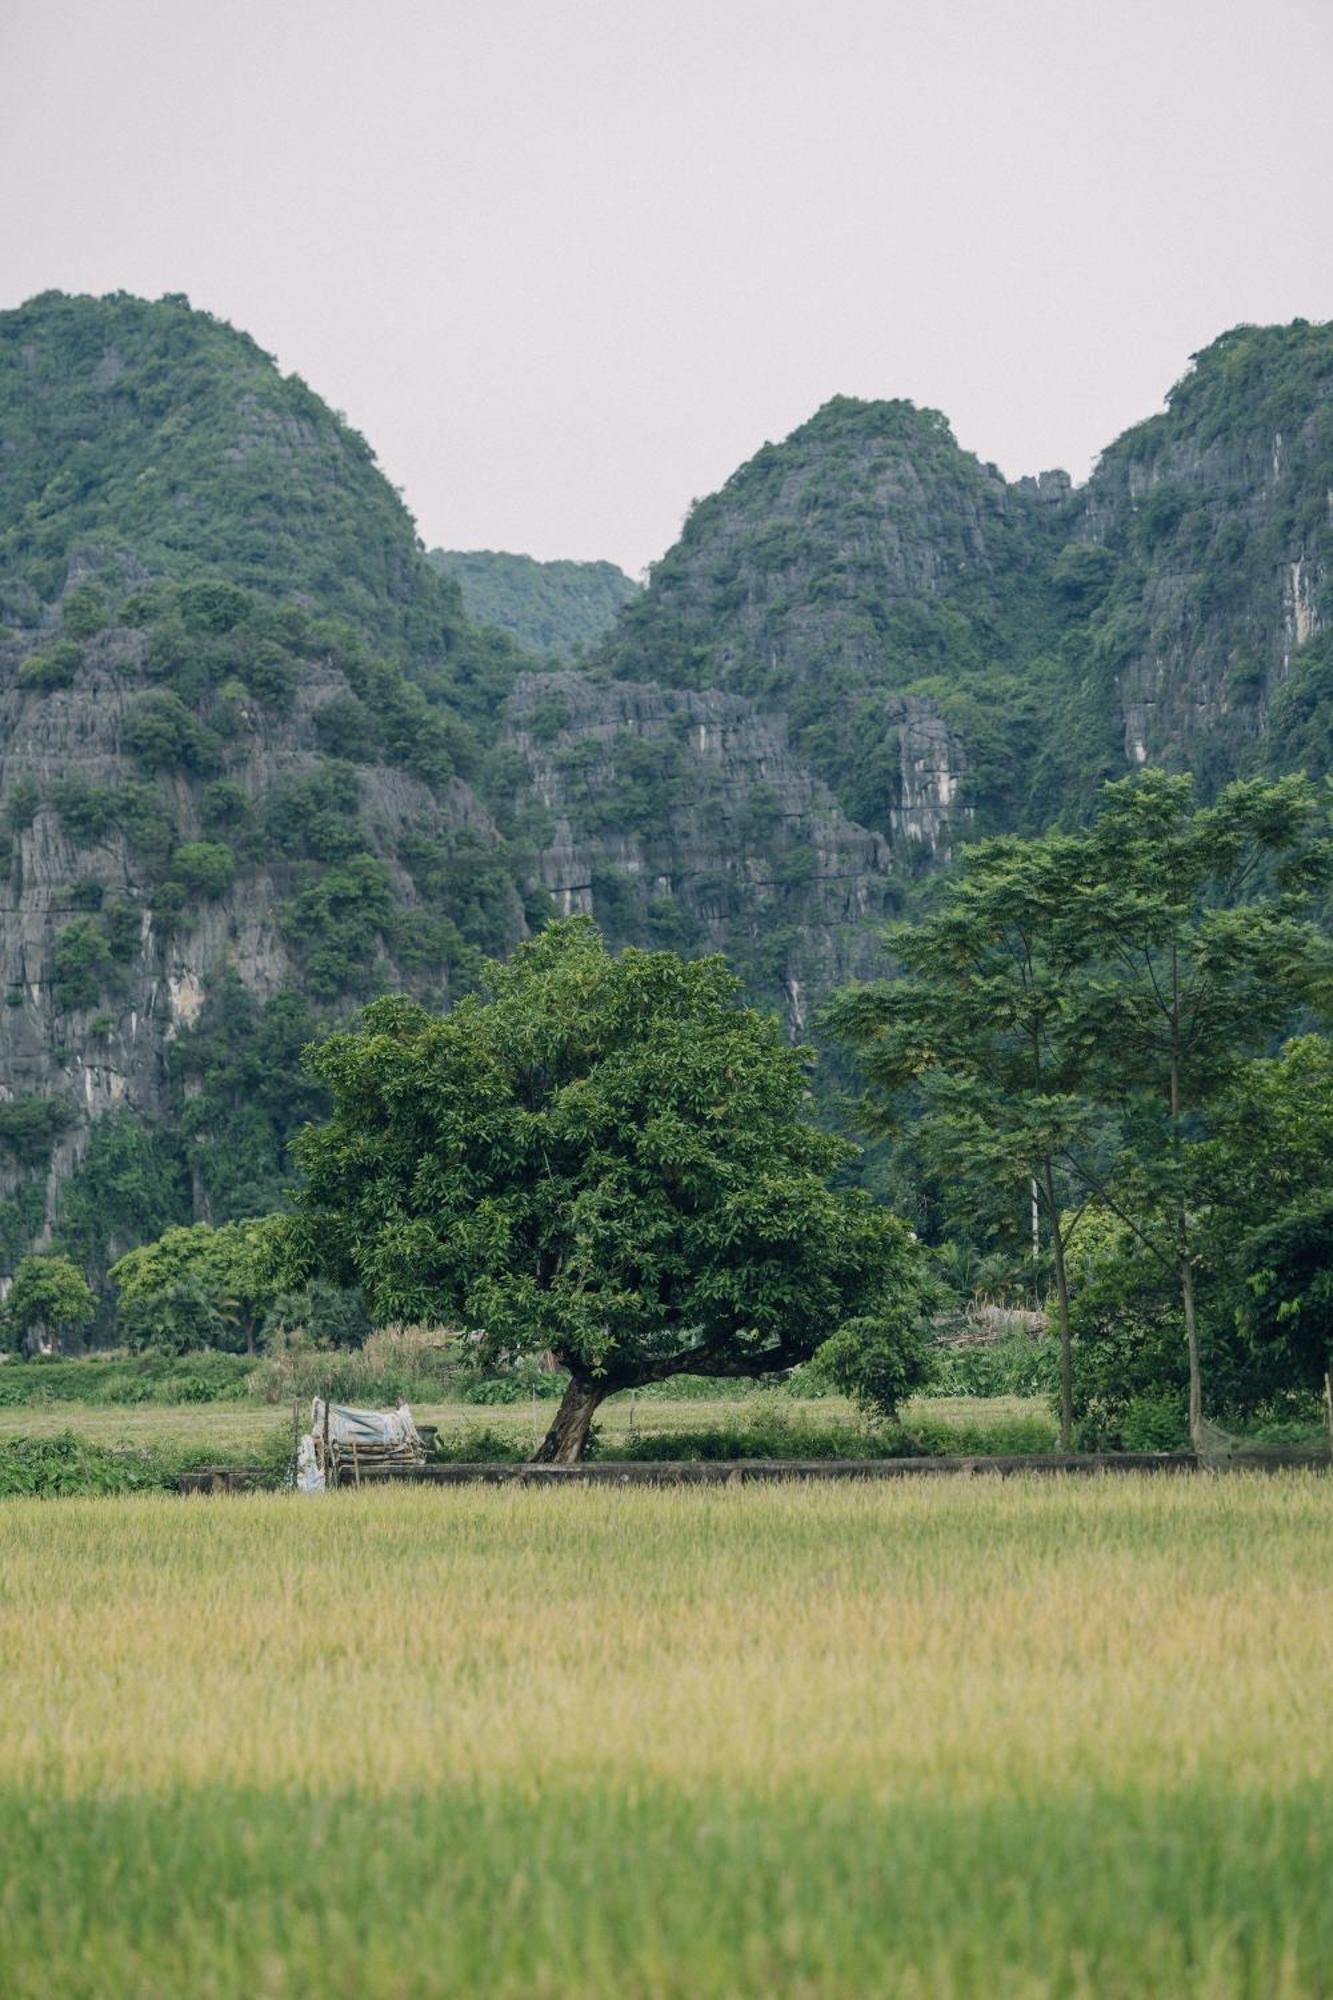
0, 290, 1329, 1273
509, 323, 1331, 974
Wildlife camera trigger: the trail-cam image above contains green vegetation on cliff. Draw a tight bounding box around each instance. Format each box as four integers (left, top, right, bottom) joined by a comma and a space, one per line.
598, 327, 1333, 844
430, 548, 639, 660
1, 290, 1332, 1299
0, 291, 552, 1275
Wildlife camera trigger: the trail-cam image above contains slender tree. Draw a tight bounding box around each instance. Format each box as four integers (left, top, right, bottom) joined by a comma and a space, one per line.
832, 772, 1333, 1452
1060, 773, 1333, 1447
827, 832, 1094, 1448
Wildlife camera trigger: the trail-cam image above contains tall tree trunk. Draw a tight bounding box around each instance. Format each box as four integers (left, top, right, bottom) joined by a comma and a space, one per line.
531, 1376, 607, 1464
1181, 1253, 1203, 1452
1043, 1161, 1074, 1453
1168, 956, 1204, 1452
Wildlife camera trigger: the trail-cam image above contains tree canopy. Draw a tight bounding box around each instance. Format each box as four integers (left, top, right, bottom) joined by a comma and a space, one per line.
2, 1254, 95, 1356
284, 918, 927, 1460
110, 1219, 282, 1354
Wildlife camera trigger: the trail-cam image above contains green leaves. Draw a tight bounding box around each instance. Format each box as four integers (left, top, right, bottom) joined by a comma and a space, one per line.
834, 766, 1333, 1444
110, 1218, 283, 1355
1, 1255, 95, 1354
286, 920, 921, 1399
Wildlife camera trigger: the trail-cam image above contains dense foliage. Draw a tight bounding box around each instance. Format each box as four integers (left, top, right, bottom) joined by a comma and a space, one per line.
430, 549, 639, 660
283, 919, 929, 1460
0, 290, 558, 1279
833, 771, 1333, 1447
0, 1254, 95, 1355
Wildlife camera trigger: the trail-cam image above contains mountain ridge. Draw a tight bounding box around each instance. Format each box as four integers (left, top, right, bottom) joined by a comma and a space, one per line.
0, 291, 1329, 1284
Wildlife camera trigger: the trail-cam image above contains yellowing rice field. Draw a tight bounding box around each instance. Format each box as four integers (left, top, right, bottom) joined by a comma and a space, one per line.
2, 1475, 1331, 1997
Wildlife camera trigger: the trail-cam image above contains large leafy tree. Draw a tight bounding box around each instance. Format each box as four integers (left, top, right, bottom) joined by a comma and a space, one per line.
1063, 1037, 1333, 1446
284, 919, 925, 1462
1202, 1036, 1333, 1416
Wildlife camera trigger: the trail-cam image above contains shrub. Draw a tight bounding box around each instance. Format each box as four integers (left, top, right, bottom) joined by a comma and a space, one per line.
177, 579, 253, 635
898, 1410, 1059, 1456
0, 1092, 73, 1168
248, 1323, 460, 1406
1076, 1391, 1189, 1454
49, 779, 175, 865
201, 779, 251, 832
123, 691, 223, 775
260, 762, 363, 861
313, 695, 374, 758
281, 855, 395, 996
61, 585, 111, 638
816, 1314, 932, 1421
0, 1426, 292, 1497
0, 1433, 167, 1498
169, 841, 236, 899
19, 640, 82, 692
102, 899, 142, 962
6, 779, 39, 833
1, 1254, 95, 1356
52, 918, 111, 1010
928, 1334, 1059, 1399
431, 1425, 526, 1464
0, 1350, 253, 1408
49, 778, 118, 844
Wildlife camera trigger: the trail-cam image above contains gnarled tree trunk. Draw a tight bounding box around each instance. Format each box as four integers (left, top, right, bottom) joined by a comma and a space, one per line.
531, 1375, 607, 1464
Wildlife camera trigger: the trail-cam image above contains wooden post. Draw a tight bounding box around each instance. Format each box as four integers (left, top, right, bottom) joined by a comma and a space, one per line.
1323, 1370, 1333, 1452
323, 1391, 332, 1490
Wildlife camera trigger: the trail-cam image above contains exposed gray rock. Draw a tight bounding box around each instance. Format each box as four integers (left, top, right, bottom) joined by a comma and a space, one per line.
503, 672, 897, 1029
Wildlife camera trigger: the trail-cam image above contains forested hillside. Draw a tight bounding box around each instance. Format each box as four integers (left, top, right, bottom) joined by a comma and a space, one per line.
429, 549, 638, 660
0, 292, 544, 1280
0, 290, 1329, 1283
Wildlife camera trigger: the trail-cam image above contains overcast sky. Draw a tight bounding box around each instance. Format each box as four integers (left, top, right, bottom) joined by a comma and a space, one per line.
4, 0, 1332, 575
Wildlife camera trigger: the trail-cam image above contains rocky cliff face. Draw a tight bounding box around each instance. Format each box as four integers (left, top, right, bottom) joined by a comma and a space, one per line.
596, 327, 1333, 849
0, 609, 524, 1261
0, 292, 537, 1271
599, 397, 1069, 842
501, 672, 896, 1027
1074, 324, 1333, 778
1, 293, 1331, 1275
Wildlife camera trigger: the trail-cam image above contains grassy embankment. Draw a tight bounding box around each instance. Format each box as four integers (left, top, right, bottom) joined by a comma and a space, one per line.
0, 1390, 1056, 1489
1, 1474, 1330, 1997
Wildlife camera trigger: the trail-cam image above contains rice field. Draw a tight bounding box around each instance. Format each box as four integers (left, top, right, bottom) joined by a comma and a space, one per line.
0, 1389, 1047, 1453
1, 1475, 1331, 1997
